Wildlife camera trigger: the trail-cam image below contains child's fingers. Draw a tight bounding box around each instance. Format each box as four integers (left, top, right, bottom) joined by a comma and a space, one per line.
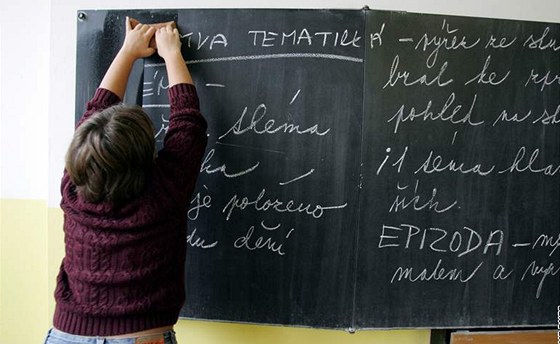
133, 23, 143, 33
145, 26, 156, 37
156, 26, 171, 37
125, 16, 132, 32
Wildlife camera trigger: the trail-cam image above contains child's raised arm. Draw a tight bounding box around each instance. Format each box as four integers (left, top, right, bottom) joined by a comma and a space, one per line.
155, 25, 193, 86
151, 24, 207, 206
99, 17, 156, 98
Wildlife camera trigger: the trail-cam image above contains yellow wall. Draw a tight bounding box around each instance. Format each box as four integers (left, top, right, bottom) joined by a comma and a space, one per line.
0, 199, 430, 344
1, 200, 49, 343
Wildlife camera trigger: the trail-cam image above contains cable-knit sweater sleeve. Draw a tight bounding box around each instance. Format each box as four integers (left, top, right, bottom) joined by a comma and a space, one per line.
154, 83, 208, 207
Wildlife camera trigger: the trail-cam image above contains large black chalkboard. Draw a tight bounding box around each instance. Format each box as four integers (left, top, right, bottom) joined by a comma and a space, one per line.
356, 10, 559, 329
76, 8, 559, 330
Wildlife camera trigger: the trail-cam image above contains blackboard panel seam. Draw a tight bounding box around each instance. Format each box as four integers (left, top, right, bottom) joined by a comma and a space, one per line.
349, 7, 370, 333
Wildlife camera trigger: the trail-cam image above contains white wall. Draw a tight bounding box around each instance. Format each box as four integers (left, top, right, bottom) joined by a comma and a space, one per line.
1, 1, 50, 200
1, 0, 559, 204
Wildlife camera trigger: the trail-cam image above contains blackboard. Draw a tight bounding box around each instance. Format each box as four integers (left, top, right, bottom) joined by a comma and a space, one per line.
76, 8, 559, 330
356, 10, 559, 329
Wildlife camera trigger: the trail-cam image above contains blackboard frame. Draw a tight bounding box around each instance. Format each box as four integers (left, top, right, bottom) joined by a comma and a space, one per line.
76, 8, 559, 330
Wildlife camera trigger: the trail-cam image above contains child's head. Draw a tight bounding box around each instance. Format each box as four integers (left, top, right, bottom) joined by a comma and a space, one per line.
65, 104, 156, 205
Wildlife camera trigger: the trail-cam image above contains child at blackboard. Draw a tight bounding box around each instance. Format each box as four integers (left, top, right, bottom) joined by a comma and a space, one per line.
44, 17, 207, 344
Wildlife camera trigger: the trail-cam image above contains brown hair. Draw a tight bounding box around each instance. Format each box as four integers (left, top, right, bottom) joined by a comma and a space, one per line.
65, 104, 156, 205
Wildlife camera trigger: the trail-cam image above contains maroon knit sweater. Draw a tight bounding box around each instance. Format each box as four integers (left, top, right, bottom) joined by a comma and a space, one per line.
53, 83, 207, 336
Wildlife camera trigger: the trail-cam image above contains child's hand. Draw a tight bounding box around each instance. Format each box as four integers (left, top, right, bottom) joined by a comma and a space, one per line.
121, 16, 156, 60
155, 25, 182, 61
